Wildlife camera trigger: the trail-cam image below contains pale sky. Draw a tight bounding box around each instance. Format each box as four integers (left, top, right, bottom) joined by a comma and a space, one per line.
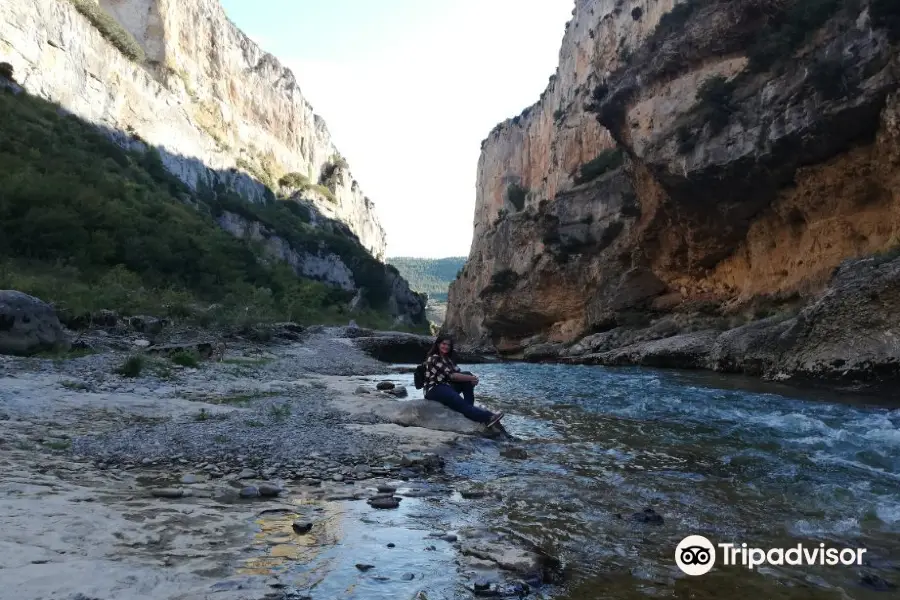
220, 0, 574, 259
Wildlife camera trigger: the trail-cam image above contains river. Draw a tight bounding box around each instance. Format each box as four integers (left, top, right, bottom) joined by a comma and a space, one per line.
251, 362, 899, 599
453, 363, 900, 599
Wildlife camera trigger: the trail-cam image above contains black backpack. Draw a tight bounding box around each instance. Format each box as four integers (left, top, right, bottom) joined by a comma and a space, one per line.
414, 363, 426, 389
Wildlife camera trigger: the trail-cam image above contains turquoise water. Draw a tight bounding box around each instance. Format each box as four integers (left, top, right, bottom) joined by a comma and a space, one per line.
447, 363, 900, 599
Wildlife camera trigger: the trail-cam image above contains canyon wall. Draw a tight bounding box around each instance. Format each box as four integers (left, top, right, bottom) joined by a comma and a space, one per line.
446, 0, 900, 386
0, 0, 386, 259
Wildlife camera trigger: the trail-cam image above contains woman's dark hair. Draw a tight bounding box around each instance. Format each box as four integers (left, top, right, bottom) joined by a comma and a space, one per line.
427, 335, 455, 357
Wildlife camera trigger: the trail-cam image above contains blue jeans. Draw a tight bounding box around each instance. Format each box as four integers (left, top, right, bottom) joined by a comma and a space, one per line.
425, 382, 494, 424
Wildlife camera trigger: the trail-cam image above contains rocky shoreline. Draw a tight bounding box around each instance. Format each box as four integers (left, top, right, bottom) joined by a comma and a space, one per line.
0, 318, 550, 600
483, 253, 900, 394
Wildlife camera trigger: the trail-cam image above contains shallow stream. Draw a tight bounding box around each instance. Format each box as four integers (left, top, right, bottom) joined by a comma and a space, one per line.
246, 363, 900, 599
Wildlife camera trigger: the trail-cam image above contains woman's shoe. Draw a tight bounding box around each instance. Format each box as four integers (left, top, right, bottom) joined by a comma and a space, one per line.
486, 412, 505, 429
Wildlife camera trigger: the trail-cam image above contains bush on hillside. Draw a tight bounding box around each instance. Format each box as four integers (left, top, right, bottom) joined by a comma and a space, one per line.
278, 172, 310, 188
67, 0, 146, 63
573, 148, 625, 185
507, 183, 527, 211
482, 269, 519, 295
747, 0, 842, 72
0, 87, 396, 324
696, 75, 736, 134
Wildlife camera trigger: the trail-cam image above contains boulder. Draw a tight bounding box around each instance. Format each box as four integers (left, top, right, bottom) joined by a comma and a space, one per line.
352, 332, 431, 363
0, 290, 70, 356
591, 330, 720, 369
708, 316, 794, 376
771, 254, 900, 385
146, 341, 219, 360
385, 385, 408, 398
128, 315, 167, 335
380, 400, 504, 437
351, 331, 494, 364
523, 342, 565, 362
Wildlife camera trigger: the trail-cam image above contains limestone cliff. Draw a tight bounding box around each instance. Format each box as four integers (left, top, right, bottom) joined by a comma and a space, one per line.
0, 0, 427, 324
446, 0, 900, 386
0, 0, 385, 259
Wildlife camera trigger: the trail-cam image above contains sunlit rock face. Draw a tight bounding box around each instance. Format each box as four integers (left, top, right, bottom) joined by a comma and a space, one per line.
446, 0, 900, 363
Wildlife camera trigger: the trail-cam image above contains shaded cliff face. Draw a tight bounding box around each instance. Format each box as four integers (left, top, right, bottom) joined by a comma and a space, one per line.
447, 0, 900, 358
0, 0, 386, 259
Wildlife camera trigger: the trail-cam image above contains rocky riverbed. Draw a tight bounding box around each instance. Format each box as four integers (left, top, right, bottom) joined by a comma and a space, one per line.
0, 326, 548, 600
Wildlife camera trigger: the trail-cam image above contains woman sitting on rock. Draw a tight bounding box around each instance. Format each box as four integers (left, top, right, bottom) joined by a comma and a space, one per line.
423, 335, 504, 428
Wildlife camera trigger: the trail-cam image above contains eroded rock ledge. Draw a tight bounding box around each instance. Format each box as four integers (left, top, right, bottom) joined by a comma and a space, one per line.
552, 253, 900, 390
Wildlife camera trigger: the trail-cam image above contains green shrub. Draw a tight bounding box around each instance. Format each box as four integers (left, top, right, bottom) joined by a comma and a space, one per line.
483, 269, 519, 294
656, 1, 698, 37
117, 355, 144, 377
573, 148, 625, 185
278, 172, 310, 188
507, 183, 527, 211
330, 153, 350, 170
553, 108, 565, 121
309, 184, 337, 203
747, 0, 842, 72
170, 349, 200, 368
0, 62, 13, 82
67, 0, 145, 63
696, 75, 736, 134
235, 157, 275, 190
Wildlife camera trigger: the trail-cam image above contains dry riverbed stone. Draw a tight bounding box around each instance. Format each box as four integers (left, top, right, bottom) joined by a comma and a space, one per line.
367, 496, 401, 509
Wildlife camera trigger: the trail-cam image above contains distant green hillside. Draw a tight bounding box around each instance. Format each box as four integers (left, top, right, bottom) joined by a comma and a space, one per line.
388, 257, 465, 301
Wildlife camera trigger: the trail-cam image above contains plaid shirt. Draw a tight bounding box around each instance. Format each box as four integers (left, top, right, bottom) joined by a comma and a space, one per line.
424, 353, 460, 393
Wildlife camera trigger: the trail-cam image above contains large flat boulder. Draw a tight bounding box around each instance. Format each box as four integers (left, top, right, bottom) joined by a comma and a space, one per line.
590, 330, 720, 370
352, 332, 431, 363
381, 400, 491, 435
0, 290, 69, 356
772, 254, 900, 385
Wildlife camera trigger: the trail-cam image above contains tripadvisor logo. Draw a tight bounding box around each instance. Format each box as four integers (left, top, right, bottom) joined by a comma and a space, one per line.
676, 535, 716, 576
675, 535, 868, 576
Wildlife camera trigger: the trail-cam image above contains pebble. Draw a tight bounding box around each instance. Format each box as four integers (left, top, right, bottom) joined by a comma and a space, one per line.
238, 468, 257, 480
355, 564, 375, 572
151, 488, 184, 499
376, 382, 395, 391
239, 486, 259, 498
180, 474, 199, 485
401, 573, 415, 581
500, 447, 528, 460
459, 488, 487, 499
376, 485, 397, 494
332, 474, 344, 482
292, 521, 313, 534
258, 483, 282, 497
629, 507, 664, 525
441, 534, 458, 543
368, 497, 401, 509
386, 543, 395, 548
